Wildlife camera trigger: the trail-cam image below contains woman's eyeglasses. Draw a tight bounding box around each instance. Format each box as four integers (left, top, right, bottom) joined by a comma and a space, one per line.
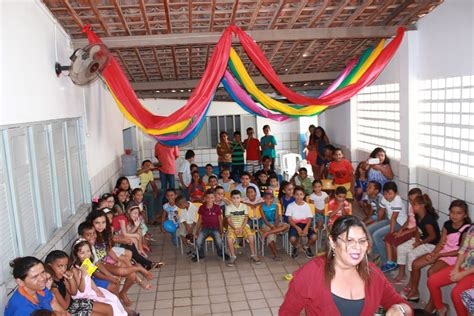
337, 237, 369, 248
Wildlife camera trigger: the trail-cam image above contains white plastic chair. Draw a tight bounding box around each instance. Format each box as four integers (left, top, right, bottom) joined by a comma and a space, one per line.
282, 153, 302, 181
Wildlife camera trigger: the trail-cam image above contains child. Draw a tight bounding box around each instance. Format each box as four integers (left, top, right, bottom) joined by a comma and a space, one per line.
188, 171, 206, 202
362, 181, 383, 225
226, 190, 261, 266
192, 190, 227, 262
260, 125, 277, 170
178, 150, 195, 199
328, 148, 354, 199
354, 161, 368, 207
327, 186, 352, 227
235, 172, 261, 199
136, 160, 160, 223
113, 189, 128, 215
207, 175, 219, 189
256, 172, 269, 195
242, 186, 264, 208
259, 192, 289, 261
162, 189, 180, 245
230, 131, 246, 181
369, 182, 408, 270
403, 199, 471, 307
286, 186, 317, 258
176, 195, 198, 255
202, 164, 217, 184
190, 163, 199, 174
69, 239, 127, 315
291, 167, 313, 196
243, 127, 261, 174
268, 175, 280, 197
308, 180, 329, 230
279, 181, 295, 223
112, 205, 147, 257
130, 188, 151, 239
113, 177, 132, 198
218, 168, 235, 194
320, 144, 335, 179
214, 186, 228, 211
45, 250, 110, 315
217, 131, 232, 171
384, 188, 421, 272
394, 195, 441, 295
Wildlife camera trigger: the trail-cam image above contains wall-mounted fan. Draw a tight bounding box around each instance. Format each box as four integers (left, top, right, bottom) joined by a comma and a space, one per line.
55, 43, 110, 85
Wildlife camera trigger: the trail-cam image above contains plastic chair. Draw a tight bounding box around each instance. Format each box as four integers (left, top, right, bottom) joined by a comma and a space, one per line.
282, 153, 303, 181
247, 206, 261, 253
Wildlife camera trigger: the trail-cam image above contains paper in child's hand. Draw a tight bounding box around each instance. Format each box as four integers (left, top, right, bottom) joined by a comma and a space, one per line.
80, 258, 98, 277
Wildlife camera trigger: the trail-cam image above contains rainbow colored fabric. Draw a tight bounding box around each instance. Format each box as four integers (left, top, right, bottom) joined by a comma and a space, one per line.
83, 25, 405, 145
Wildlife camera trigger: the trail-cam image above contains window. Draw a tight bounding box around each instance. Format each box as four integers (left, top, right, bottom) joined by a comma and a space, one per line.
182, 114, 256, 149
355, 83, 401, 159
418, 76, 474, 179
0, 118, 88, 274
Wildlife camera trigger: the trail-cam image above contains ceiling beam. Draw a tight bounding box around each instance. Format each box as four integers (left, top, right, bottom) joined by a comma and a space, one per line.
72, 25, 416, 48
137, 85, 322, 99
131, 71, 339, 90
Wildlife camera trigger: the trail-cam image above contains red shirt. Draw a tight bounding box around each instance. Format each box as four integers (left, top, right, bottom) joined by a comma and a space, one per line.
112, 214, 128, 233
198, 204, 222, 229
244, 138, 261, 161
327, 199, 352, 225
328, 159, 353, 184
154, 143, 179, 174
280, 257, 409, 316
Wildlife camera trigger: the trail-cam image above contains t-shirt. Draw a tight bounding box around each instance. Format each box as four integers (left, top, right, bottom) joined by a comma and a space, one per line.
178, 159, 192, 187
216, 142, 232, 163
225, 203, 248, 228
179, 202, 198, 224
198, 204, 222, 229
260, 203, 278, 225
244, 138, 261, 161
163, 202, 179, 224
235, 183, 261, 199
309, 191, 329, 211
189, 181, 206, 199
112, 214, 128, 233
459, 225, 474, 269
218, 179, 235, 192
368, 168, 390, 188
154, 143, 179, 174
230, 141, 245, 165
242, 197, 263, 206
380, 195, 407, 226
260, 135, 277, 158
327, 199, 351, 225
416, 213, 441, 245
365, 193, 383, 219
285, 201, 312, 224
257, 180, 269, 195
5, 288, 54, 316
328, 159, 353, 184
295, 176, 313, 195
355, 178, 368, 192
139, 170, 154, 192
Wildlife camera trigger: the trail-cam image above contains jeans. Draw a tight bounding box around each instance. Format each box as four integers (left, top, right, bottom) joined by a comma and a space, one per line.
232, 165, 245, 182
160, 171, 175, 190
196, 228, 224, 258
143, 190, 163, 222
367, 219, 400, 264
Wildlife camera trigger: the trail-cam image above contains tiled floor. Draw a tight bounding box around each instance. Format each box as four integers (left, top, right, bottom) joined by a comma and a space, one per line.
132, 228, 312, 316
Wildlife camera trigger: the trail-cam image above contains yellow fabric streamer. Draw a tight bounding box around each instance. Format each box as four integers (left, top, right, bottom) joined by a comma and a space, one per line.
229, 48, 328, 116
104, 80, 192, 135
349, 39, 385, 84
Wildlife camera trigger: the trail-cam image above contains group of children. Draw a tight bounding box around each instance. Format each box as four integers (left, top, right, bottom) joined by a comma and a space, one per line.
361, 179, 472, 315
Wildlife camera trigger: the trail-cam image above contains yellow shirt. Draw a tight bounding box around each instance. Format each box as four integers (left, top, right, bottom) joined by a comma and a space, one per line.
139, 171, 154, 191
225, 203, 248, 228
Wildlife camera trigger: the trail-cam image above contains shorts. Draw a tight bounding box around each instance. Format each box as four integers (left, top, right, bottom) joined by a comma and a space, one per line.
260, 224, 277, 245
227, 225, 254, 241
177, 222, 197, 237
289, 223, 315, 239
68, 298, 94, 315
112, 246, 126, 257
314, 212, 325, 224
92, 276, 110, 289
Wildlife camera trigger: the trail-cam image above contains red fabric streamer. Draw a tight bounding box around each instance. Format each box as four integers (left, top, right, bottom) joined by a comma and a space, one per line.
235, 27, 405, 106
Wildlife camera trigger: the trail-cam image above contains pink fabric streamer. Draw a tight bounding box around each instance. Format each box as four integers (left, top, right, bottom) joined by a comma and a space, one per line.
223, 71, 290, 121
319, 59, 358, 98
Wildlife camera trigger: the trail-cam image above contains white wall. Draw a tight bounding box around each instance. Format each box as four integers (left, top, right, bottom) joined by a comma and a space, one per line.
1, 0, 127, 186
